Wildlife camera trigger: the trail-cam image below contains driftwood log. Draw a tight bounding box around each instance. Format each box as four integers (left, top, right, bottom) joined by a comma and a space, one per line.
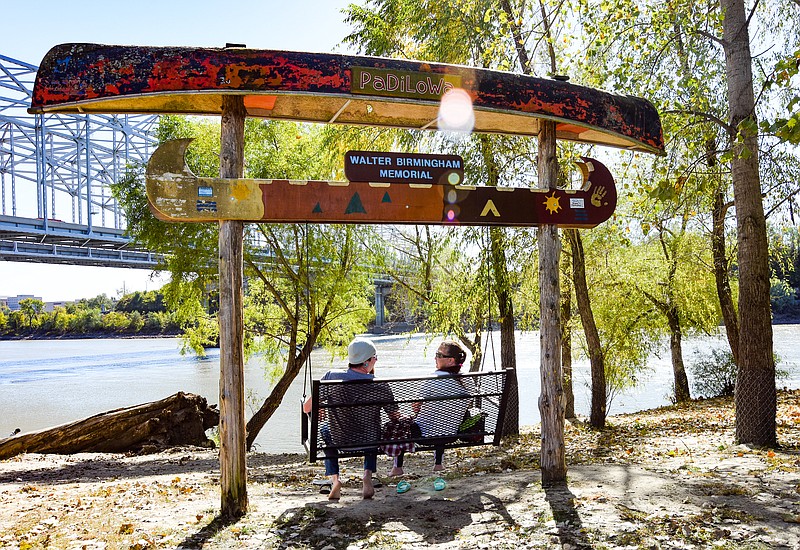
0, 392, 219, 460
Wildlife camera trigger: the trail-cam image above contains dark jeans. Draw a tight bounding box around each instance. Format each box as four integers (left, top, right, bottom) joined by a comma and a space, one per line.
321, 423, 378, 476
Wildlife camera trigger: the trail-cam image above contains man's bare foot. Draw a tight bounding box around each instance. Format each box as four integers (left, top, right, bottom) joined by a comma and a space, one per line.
328, 479, 342, 500
362, 474, 375, 499
433, 464, 444, 472
389, 466, 404, 477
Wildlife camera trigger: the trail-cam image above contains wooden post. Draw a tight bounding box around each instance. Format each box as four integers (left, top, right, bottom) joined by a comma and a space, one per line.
537, 120, 567, 483
218, 95, 248, 518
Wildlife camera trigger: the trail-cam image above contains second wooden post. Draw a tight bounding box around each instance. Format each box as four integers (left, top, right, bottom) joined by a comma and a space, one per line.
218, 95, 248, 517
537, 119, 567, 484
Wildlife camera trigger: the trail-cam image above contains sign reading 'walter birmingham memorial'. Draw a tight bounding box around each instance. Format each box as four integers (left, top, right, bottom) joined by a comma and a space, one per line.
344, 150, 465, 185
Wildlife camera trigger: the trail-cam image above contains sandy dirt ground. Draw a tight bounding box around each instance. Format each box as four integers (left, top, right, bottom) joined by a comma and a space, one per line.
2, 392, 800, 549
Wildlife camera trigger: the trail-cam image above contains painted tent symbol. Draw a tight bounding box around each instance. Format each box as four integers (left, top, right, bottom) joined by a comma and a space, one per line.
345, 192, 367, 214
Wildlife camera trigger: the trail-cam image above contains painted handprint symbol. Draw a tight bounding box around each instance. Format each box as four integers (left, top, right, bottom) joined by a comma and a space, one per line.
591, 186, 607, 207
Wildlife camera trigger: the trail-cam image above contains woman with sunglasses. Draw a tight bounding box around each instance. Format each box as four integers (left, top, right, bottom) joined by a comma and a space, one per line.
390, 339, 473, 476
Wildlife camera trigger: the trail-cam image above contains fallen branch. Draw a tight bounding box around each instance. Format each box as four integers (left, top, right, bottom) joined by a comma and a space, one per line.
0, 392, 219, 460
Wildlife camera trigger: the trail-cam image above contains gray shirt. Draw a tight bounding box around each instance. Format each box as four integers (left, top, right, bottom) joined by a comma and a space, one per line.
320, 369, 397, 448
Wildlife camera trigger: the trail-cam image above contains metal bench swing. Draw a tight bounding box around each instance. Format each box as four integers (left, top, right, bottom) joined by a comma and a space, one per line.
299, 232, 513, 464
301, 368, 513, 462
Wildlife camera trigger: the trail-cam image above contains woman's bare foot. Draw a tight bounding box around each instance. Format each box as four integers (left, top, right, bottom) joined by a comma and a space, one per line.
433, 464, 444, 472
362, 473, 375, 499
328, 478, 342, 500
389, 466, 404, 477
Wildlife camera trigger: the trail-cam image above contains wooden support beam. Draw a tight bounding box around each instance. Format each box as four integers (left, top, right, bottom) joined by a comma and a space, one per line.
218, 95, 248, 518
537, 119, 567, 484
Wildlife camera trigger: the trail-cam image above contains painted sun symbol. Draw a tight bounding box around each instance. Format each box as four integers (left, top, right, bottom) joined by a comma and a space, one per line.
544, 192, 562, 214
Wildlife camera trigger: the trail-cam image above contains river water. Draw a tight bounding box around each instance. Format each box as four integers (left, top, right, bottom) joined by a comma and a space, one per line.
2, 326, 799, 454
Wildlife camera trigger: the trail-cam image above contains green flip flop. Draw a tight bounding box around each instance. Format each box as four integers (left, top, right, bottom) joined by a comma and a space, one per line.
433, 477, 447, 491
396, 480, 411, 494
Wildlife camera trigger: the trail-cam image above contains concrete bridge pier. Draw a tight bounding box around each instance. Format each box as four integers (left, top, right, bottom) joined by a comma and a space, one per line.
374, 279, 392, 328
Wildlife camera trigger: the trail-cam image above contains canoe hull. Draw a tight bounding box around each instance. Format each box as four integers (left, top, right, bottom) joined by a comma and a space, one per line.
30, 43, 664, 155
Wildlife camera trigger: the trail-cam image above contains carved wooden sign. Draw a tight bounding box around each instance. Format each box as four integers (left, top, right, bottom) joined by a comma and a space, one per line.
146, 139, 617, 228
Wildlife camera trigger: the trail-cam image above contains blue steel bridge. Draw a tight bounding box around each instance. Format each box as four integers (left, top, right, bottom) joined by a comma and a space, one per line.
0, 54, 394, 324
0, 54, 159, 268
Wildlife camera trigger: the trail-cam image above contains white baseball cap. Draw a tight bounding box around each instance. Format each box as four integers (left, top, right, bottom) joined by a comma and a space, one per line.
348, 338, 377, 365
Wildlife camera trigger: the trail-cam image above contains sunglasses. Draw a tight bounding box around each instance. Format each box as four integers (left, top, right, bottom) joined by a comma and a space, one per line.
435, 352, 454, 359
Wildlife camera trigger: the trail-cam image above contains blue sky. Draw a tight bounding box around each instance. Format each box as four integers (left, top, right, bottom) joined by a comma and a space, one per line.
1, 0, 357, 301
2, 0, 355, 65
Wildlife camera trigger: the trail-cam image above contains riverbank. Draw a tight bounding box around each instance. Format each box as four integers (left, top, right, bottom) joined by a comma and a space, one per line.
0, 330, 181, 341
2, 392, 800, 549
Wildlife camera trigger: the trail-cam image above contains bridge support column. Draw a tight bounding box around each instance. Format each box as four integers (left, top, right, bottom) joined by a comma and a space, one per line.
374, 282, 390, 327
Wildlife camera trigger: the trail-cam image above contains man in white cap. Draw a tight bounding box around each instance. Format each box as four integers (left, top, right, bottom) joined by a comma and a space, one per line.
314, 337, 399, 499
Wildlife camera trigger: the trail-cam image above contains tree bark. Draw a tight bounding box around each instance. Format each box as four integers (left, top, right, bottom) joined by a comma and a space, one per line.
245, 317, 317, 450
567, 229, 606, 427
709, 138, 740, 365
538, 120, 566, 483
218, 95, 248, 518
0, 393, 218, 460
721, 0, 776, 446
479, 134, 519, 437
491, 226, 519, 437
666, 306, 690, 403
560, 240, 575, 420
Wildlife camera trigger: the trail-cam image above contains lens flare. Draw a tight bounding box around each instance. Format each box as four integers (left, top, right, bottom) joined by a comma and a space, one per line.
438, 88, 475, 133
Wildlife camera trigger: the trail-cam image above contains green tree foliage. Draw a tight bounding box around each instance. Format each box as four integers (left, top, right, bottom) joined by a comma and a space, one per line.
113, 115, 378, 448
18, 298, 44, 329
769, 226, 800, 291
690, 348, 738, 399
0, 293, 178, 338
115, 290, 166, 313
568, 225, 661, 404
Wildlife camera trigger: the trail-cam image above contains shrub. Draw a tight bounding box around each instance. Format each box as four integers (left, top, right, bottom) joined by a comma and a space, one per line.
690, 347, 788, 399
128, 311, 145, 332
771, 278, 799, 314
689, 348, 737, 399
101, 311, 131, 332
68, 309, 103, 334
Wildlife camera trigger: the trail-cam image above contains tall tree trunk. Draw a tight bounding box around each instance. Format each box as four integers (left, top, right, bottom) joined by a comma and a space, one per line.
713, 189, 741, 364
708, 138, 740, 365
567, 229, 606, 427
245, 314, 318, 449
721, 0, 776, 446
666, 307, 690, 403
491, 228, 520, 437
480, 134, 519, 436
538, 120, 566, 483
560, 240, 575, 419
218, 95, 248, 518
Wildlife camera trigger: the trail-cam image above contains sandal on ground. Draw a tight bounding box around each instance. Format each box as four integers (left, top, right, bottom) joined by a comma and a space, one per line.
313, 479, 332, 494
396, 480, 411, 494
433, 477, 447, 491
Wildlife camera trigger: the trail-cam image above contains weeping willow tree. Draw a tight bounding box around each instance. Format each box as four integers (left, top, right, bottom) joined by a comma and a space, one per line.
114, 115, 378, 449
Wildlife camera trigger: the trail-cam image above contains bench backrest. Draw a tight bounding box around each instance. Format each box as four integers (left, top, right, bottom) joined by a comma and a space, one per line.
305, 369, 512, 462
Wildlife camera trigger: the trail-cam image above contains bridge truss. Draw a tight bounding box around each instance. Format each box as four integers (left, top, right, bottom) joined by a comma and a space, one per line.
0, 54, 160, 268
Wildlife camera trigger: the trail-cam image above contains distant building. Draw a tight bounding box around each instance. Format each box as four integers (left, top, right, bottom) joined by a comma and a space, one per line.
45, 301, 70, 313
5, 295, 42, 311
